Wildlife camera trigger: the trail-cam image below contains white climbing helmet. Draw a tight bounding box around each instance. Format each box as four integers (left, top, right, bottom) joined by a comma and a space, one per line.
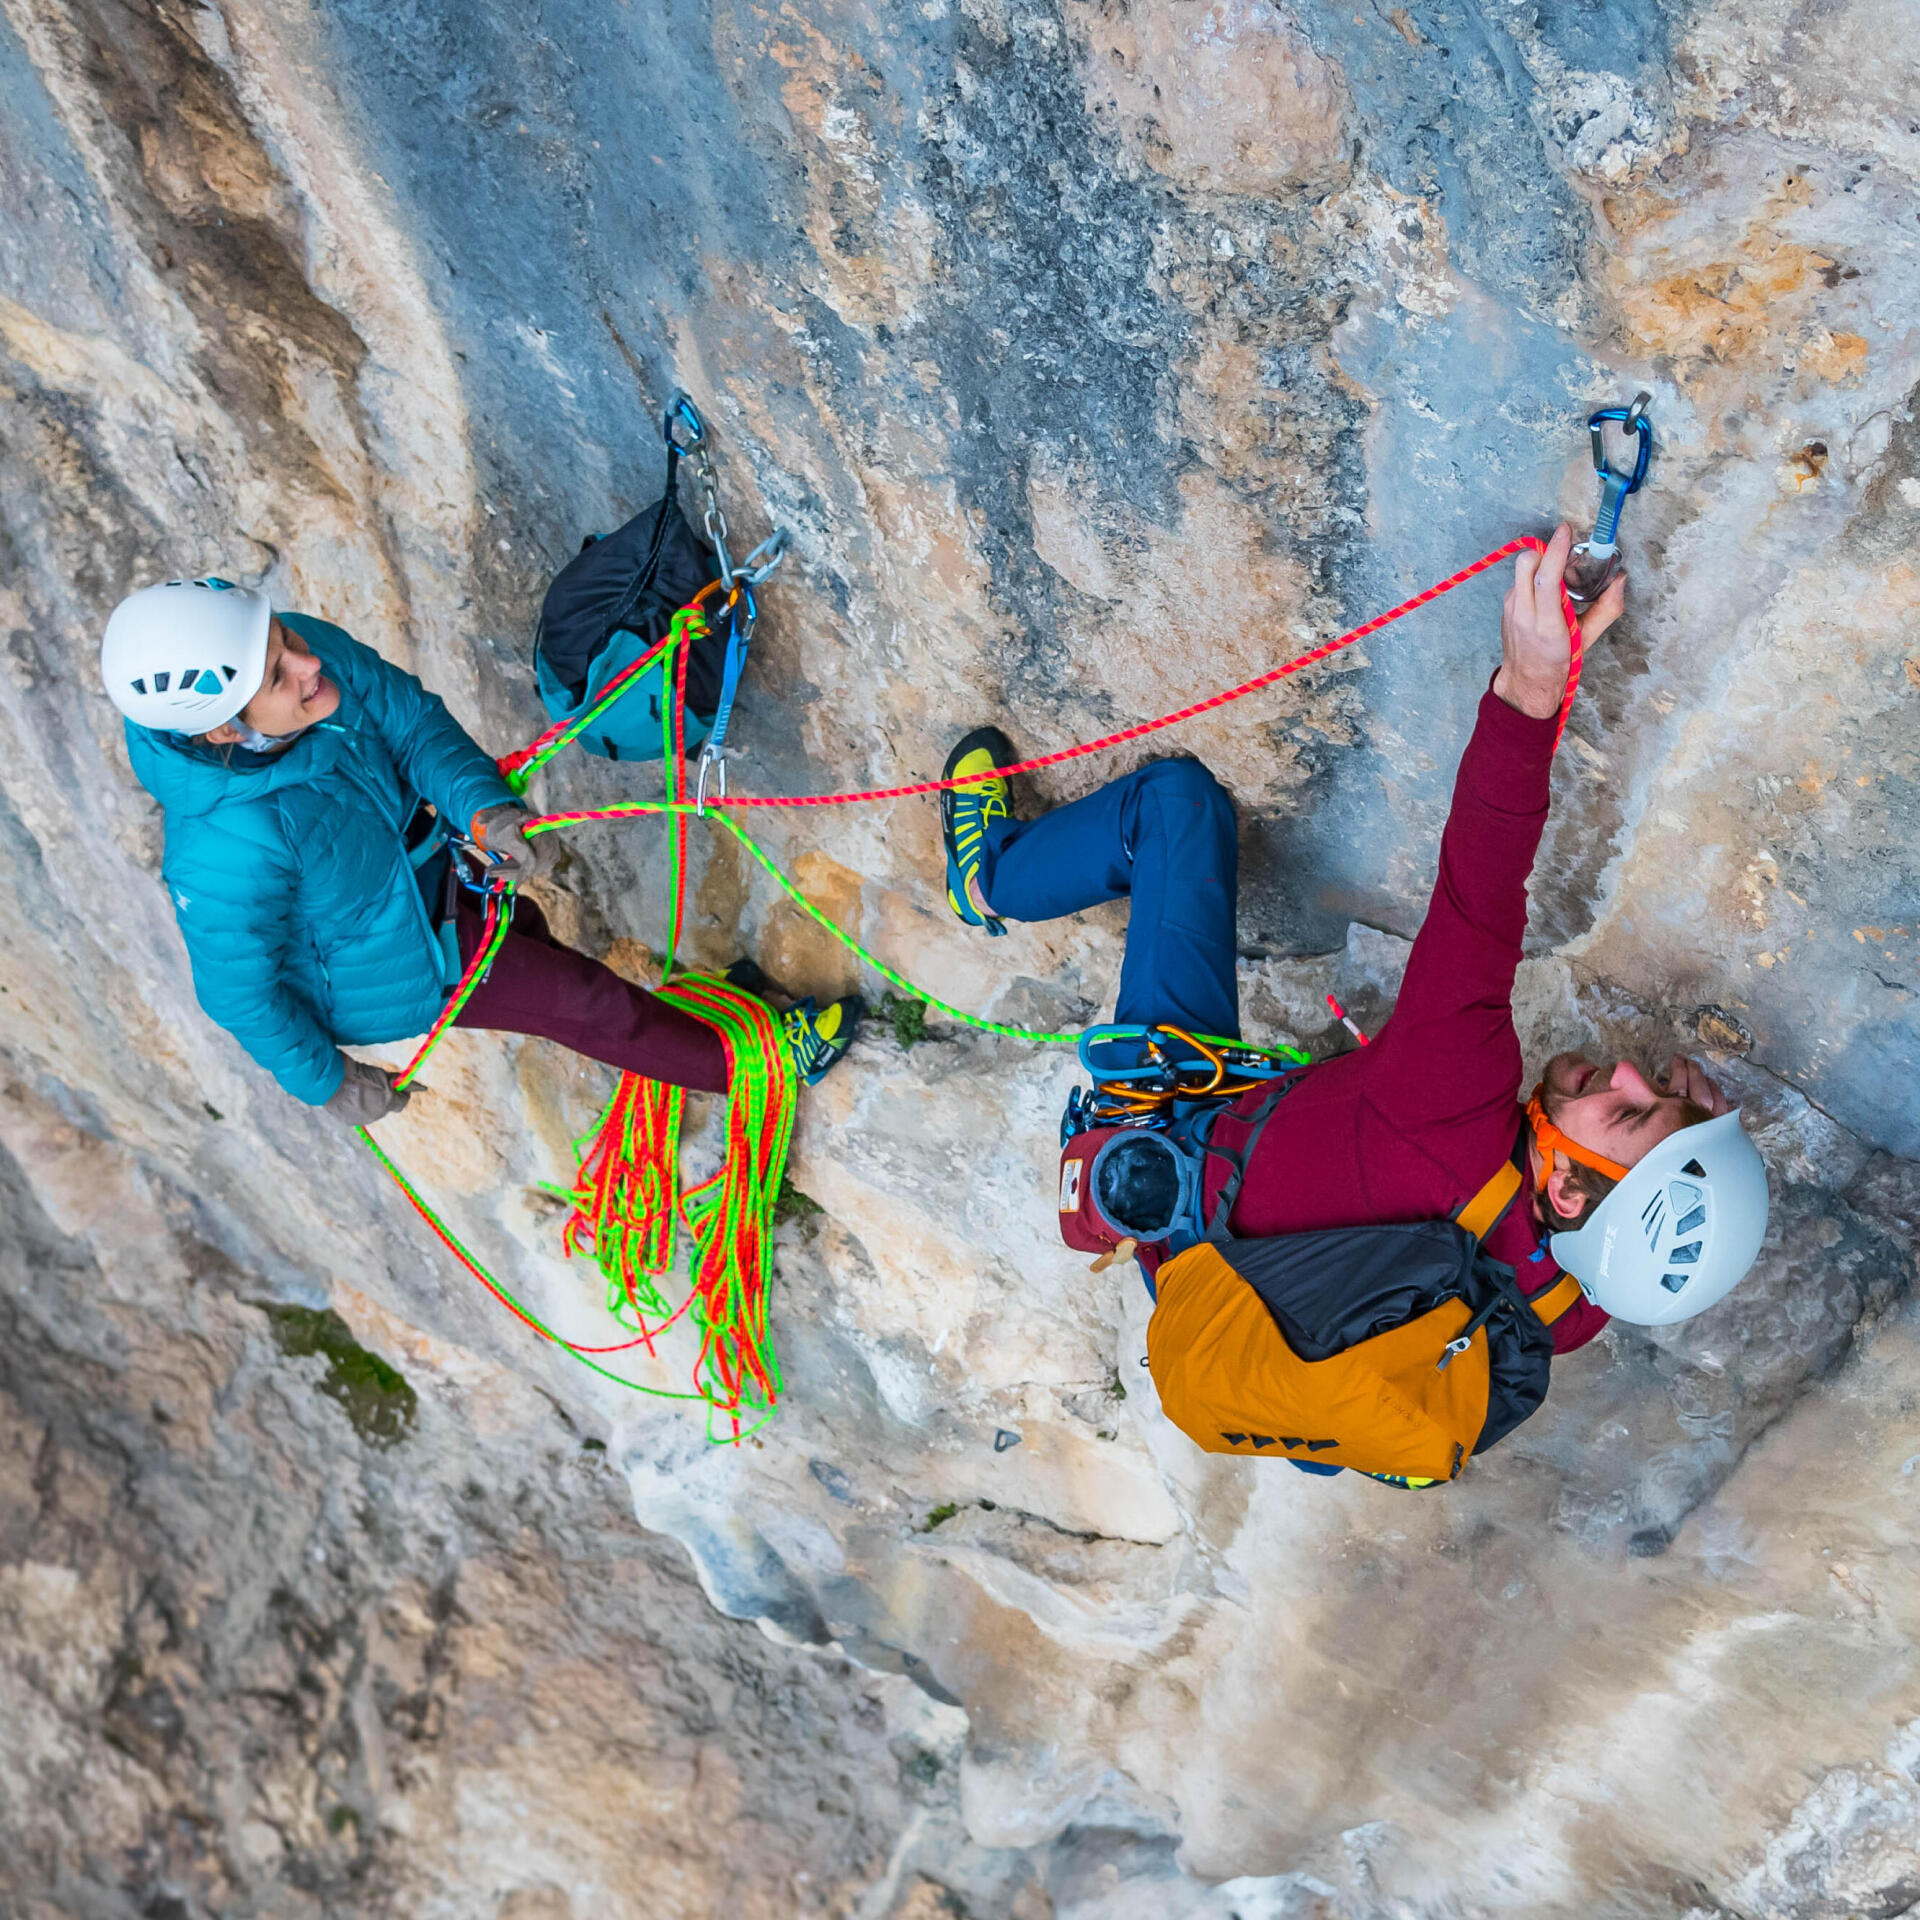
1549, 1110, 1770, 1326
99, 578, 272, 732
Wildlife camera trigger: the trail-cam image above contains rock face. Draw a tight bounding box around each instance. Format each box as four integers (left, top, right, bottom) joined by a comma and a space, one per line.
1, 1, 1917, 1916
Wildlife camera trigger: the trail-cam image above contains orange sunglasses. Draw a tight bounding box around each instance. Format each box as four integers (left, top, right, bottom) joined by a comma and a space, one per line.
1524, 1082, 1630, 1184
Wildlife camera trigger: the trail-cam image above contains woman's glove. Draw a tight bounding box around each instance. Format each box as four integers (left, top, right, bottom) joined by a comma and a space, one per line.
470, 804, 554, 882
322, 1056, 412, 1126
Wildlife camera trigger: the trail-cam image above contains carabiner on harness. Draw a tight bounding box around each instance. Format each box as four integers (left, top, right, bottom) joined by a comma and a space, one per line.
1076, 1024, 1300, 1111
1566, 391, 1653, 606
447, 834, 518, 898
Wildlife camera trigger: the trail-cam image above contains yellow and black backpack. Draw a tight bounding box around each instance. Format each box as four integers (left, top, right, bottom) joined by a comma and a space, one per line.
1144, 1142, 1582, 1482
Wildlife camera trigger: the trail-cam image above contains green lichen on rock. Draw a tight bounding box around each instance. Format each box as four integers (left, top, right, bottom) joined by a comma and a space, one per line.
879, 992, 929, 1052
262, 1305, 417, 1448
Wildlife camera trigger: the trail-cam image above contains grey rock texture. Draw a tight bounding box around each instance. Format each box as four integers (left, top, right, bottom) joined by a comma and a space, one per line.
0, 0, 1917, 1915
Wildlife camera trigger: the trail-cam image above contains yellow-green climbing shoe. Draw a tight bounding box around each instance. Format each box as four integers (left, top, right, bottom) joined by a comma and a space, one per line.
783, 995, 864, 1086
942, 727, 1016, 937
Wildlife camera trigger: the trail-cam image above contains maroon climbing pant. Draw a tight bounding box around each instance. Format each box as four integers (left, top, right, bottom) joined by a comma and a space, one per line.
449, 891, 729, 1093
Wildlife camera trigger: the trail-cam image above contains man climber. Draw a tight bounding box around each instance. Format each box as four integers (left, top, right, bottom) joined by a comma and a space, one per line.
102, 578, 860, 1124
939, 525, 1770, 1404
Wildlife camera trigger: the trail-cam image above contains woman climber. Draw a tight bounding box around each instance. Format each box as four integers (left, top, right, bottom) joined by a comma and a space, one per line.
101, 577, 861, 1125
939, 525, 1770, 1469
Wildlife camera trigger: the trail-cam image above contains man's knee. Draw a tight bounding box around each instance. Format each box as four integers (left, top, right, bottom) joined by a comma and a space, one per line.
1139, 756, 1235, 831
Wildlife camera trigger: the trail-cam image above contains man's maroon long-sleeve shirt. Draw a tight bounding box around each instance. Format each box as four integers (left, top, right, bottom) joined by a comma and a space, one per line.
1203, 685, 1609, 1354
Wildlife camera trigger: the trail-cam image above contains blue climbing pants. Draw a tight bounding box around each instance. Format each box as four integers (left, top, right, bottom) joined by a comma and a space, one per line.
978, 758, 1240, 1038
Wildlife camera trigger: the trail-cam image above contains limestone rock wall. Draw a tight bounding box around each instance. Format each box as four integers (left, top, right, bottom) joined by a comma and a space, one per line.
1, 1, 1917, 1915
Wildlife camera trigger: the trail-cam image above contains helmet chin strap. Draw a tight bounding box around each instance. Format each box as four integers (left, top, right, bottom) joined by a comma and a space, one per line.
224, 716, 301, 752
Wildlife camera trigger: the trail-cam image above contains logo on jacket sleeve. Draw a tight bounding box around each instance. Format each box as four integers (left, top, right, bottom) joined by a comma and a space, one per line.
173, 890, 191, 911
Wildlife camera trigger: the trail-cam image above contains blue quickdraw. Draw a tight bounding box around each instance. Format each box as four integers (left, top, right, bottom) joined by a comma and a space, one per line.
1567, 391, 1653, 605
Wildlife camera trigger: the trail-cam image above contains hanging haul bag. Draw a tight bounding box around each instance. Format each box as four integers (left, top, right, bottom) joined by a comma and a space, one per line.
533, 412, 728, 762
1059, 1065, 1583, 1482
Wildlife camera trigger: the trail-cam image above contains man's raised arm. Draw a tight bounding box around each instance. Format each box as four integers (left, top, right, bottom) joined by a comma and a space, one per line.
1362, 526, 1626, 1129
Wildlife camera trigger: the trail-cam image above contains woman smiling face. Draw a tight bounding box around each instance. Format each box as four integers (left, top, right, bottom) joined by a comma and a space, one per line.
204, 618, 339, 745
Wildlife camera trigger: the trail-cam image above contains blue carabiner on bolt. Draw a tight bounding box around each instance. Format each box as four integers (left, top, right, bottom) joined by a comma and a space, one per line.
664, 389, 707, 453
1587, 392, 1652, 548
1568, 391, 1652, 604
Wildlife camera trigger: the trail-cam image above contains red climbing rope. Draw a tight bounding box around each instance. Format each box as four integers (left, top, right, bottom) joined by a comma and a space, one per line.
392, 892, 508, 1091
633, 536, 1581, 812
496, 578, 727, 791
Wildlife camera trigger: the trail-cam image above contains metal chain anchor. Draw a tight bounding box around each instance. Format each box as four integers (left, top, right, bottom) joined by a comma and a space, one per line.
663, 391, 794, 812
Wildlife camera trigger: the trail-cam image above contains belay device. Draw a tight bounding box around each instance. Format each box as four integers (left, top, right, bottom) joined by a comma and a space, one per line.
533, 391, 787, 769
1565, 391, 1653, 606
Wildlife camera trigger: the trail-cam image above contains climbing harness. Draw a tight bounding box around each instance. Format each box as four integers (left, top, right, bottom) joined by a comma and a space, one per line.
1062, 1026, 1305, 1134
1052, 1028, 1309, 1271
1566, 392, 1653, 606
364, 532, 1587, 1443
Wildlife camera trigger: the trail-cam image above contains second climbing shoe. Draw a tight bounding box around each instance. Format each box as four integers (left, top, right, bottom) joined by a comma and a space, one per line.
783, 995, 865, 1086
942, 726, 1016, 937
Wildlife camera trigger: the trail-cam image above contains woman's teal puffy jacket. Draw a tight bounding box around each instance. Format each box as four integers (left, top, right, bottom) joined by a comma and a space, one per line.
125, 613, 516, 1106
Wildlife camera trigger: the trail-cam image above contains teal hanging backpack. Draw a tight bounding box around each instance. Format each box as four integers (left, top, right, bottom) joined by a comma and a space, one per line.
533, 404, 728, 761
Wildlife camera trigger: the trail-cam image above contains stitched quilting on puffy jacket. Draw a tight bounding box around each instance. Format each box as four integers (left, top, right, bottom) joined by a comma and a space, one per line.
125, 614, 515, 1106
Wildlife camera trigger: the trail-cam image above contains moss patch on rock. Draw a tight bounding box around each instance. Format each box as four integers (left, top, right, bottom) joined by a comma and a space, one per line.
263, 1305, 417, 1448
